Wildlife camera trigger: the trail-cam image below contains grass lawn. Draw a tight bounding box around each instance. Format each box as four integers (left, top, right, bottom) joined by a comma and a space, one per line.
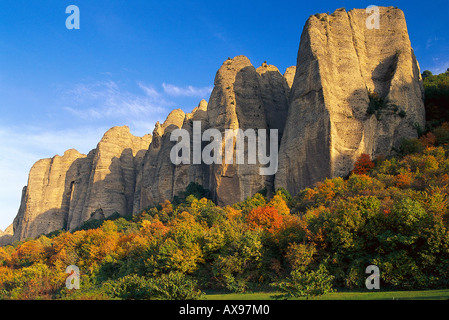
206, 289, 449, 300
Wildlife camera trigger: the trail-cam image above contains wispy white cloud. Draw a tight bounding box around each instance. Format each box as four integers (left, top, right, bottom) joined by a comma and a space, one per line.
429, 57, 449, 75
162, 83, 213, 97
426, 36, 440, 50
138, 82, 161, 98
63, 80, 170, 120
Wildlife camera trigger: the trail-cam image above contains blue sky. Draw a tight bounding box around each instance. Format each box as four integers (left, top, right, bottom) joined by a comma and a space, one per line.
0, 0, 448, 231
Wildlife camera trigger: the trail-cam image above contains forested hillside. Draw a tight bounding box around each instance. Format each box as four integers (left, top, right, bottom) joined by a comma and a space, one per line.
1, 70, 448, 300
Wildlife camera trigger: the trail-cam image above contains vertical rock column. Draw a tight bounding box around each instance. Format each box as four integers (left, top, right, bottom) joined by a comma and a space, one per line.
275, 7, 425, 196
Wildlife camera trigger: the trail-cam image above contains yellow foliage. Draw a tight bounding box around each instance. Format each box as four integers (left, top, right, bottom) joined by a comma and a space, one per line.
268, 194, 290, 215
140, 219, 169, 238
160, 199, 174, 214
101, 220, 118, 234
224, 206, 242, 220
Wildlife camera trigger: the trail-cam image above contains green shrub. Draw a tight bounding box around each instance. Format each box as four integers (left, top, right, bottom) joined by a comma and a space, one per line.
271, 264, 335, 300
103, 272, 203, 300
400, 138, 424, 155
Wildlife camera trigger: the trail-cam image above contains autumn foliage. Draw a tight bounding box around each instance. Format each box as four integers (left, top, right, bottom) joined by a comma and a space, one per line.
352, 153, 375, 175
2, 123, 449, 299
246, 206, 283, 233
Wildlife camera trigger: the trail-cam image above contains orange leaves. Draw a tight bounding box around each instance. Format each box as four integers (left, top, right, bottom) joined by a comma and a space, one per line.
419, 132, 437, 148
160, 199, 174, 214
116, 232, 150, 260
11, 240, 46, 267
306, 178, 347, 203
0, 247, 12, 267
140, 219, 169, 239
352, 153, 375, 175
224, 206, 242, 220
304, 188, 318, 201
315, 180, 336, 201
394, 171, 413, 188
246, 206, 283, 233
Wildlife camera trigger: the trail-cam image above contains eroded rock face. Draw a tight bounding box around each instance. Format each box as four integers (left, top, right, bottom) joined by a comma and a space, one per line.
135, 57, 291, 209
0, 224, 14, 246
10, 127, 151, 241
136, 109, 186, 211
171, 100, 210, 202
206, 56, 290, 205
275, 7, 425, 196
283, 66, 296, 89
12, 149, 86, 241
256, 63, 291, 137
66, 126, 152, 230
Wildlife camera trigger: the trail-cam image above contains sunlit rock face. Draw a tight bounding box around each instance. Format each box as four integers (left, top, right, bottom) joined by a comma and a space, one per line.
275, 7, 425, 196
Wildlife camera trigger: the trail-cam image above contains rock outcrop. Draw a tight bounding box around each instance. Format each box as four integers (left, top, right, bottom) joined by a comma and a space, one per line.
275, 7, 425, 196
133, 56, 292, 209
135, 109, 186, 211
283, 66, 296, 89
0, 224, 14, 246
66, 126, 152, 230
11, 126, 151, 241
12, 149, 86, 241
171, 99, 210, 203
3, 6, 425, 244
205, 57, 291, 205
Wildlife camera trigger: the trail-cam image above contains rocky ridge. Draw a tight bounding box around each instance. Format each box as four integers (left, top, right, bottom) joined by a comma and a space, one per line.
1, 6, 425, 244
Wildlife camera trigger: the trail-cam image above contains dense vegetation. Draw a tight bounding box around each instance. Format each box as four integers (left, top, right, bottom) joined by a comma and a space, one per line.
0, 70, 448, 300
423, 69, 449, 126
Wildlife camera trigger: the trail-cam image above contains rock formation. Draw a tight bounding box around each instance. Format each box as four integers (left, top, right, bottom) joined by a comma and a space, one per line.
135, 109, 186, 211
275, 7, 425, 196
204, 56, 291, 205
283, 66, 296, 89
2, 6, 425, 244
135, 57, 292, 209
10, 126, 151, 241
12, 149, 86, 241
171, 99, 210, 203
65, 126, 152, 230
0, 224, 13, 246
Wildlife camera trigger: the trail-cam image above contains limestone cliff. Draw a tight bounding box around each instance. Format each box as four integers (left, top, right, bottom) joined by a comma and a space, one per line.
171, 99, 210, 202
10, 126, 151, 241
275, 7, 425, 196
135, 109, 186, 211
133, 56, 292, 209
206, 56, 290, 205
3, 6, 425, 244
66, 126, 152, 230
134, 102, 210, 213
12, 149, 86, 240
0, 224, 14, 246
283, 66, 296, 89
